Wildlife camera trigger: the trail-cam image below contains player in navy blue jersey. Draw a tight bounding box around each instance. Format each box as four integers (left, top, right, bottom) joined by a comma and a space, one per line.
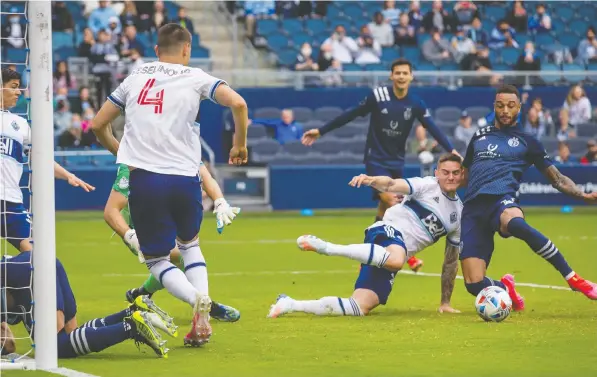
0, 252, 177, 358
302, 59, 460, 272
460, 85, 597, 311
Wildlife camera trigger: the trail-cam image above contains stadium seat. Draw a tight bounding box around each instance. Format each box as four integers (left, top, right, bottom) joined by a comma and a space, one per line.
381, 47, 400, 63
465, 106, 491, 122
417, 33, 431, 46
577, 4, 596, 20
343, 138, 366, 155
296, 154, 327, 165
576, 123, 597, 138
541, 63, 562, 85
283, 141, 311, 155
516, 34, 531, 47
282, 19, 304, 35
136, 33, 152, 49
534, 34, 555, 49
332, 124, 362, 139
401, 47, 420, 65
343, 4, 365, 20
257, 19, 279, 36
255, 107, 281, 119
492, 63, 510, 71
252, 139, 281, 156
277, 49, 298, 67
342, 64, 364, 85
365, 63, 387, 71
248, 125, 269, 140
290, 107, 313, 123
484, 5, 507, 22
52, 32, 73, 50
500, 47, 520, 67
326, 153, 363, 165
53, 47, 76, 63
569, 20, 589, 36
451, 139, 467, 154
4, 47, 27, 63
190, 46, 209, 58
562, 63, 586, 84
267, 35, 290, 51
303, 120, 324, 130
290, 32, 311, 48
435, 106, 462, 124
541, 137, 559, 154
311, 138, 345, 155
439, 63, 459, 71
567, 137, 590, 154
268, 154, 300, 165
314, 106, 343, 122
555, 6, 575, 22
550, 19, 566, 34
558, 33, 581, 50
305, 19, 328, 36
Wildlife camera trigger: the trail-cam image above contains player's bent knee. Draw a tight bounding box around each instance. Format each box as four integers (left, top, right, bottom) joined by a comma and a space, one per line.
499, 207, 524, 235
19, 239, 32, 253
384, 245, 406, 271
352, 289, 380, 315
461, 257, 487, 284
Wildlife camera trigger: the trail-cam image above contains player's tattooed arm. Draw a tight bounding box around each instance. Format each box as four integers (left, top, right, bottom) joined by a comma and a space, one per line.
543, 165, 585, 199
440, 244, 460, 312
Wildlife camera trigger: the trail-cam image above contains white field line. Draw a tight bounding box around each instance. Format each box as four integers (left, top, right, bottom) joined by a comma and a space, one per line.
0, 356, 99, 377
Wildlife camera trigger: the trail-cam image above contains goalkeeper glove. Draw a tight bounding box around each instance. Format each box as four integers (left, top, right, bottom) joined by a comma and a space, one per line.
214, 198, 241, 234
124, 229, 145, 263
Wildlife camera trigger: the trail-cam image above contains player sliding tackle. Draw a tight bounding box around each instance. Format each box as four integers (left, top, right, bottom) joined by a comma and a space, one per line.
1, 68, 95, 253
92, 24, 249, 346
268, 154, 463, 317
459, 85, 597, 309
104, 162, 240, 322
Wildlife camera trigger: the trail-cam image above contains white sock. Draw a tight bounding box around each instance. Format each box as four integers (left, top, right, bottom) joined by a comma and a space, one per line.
147, 256, 197, 307
178, 240, 209, 296
291, 297, 363, 316
325, 243, 390, 268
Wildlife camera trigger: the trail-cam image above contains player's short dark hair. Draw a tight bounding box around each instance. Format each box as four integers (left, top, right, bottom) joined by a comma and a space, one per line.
1, 68, 21, 85
496, 85, 520, 100
391, 58, 412, 73
437, 153, 463, 167
157, 23, 192, 54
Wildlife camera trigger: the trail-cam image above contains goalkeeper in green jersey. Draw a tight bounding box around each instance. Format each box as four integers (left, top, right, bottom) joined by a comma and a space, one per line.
104, 162, 241, 322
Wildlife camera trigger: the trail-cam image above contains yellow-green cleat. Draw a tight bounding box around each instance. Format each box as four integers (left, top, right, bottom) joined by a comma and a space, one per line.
127, 311, 169, 358
129, 295, 178, 337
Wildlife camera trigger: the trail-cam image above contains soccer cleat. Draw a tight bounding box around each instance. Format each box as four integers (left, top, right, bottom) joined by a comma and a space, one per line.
567, 273, 597, 300
184, 294, 212, 347
500, 274, 525, 311
210, 301, 241, 322
267, 294, 293, 318
127, 311, 169, 358
297, 235, 328, 254
130, 295, 175, 327
407, 256, 424, 272
125, 287, 152, 303
145, 312, 179, 338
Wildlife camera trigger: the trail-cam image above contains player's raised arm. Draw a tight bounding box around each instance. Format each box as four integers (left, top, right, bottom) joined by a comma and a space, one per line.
349, 174, 412, 194
416, 104, 460, 158
438, 241, 460, 314
199, 164, 241, 233
213, 84, 249, 165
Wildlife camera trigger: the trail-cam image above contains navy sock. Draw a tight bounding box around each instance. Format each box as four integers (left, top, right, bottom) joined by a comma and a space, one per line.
507, 217, 573, 278
82, 308, 132, 328
58, 323, 132, 358
465, 277, 506, 297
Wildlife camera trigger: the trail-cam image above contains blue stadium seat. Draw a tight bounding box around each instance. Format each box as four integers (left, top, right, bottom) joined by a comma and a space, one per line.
342, 4, 365, 21
75, 17, 88, 31
52, 32, 73, 50
342, 63, 364, 85
562, 63, 587, 84
439, 63, 459, 71
492, 63, 510, 71
164, 1, 181, 19
190, 46, 209, 58
381, 47, 400, 63
416, 62, 437, 71
144, 45, 156, 57
401, 47, 420, 65
136, 33, 152, 49
516, 34, 531, 47
53, 46, 75, 62
576, 123, 597, 138
277, 49, 298, 67
550, 19, 566, 34
252, 139, 281, 156
282, 19, 304, 35
541, 63, 562, 84
435, 106, 462, 124
534, 33, 555, 49
588, 62, 597, 73
501, 47, 520, 66
255, 107, 281, 119
555, 6, 575, 22
567, 137, 591, 154
314, 107, 343, 122
569, 20, 589, 36
343, 138, 366, 155
311, 138, 345, 155
256, 19, 279, 36
484, 5, 507, 22
418, 33, 431, 46
267, 35, 290, 51
290, 107, 313, 122
291, 32, 311, 48
305, 19, 328, 36
248, 125, 268, 140
283, 141, 311, 155
364, 63, 387, 71
4, 47, 27, 63
577, 5, 596, 20
326, 5, 343, 20
558, 33, 581, 50
465, 106, 491, 122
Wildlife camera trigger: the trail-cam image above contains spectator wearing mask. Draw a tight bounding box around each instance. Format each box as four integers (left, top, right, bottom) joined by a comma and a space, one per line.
368, 12, 394, 47
80, 108, 99, 147
451, 26, 475, 62
71, 86, 97, 115
516, 41, 541, 71
355, 25, 382, 64
422, 28, 455, 65
119, 25, 145, 58
89, 0, 119, 36
317, 43, 336, 71
577, 27, 597, 65
452, 1, 479, 28
78, 28, 95, 59
54, 98, 73, 140
120, 1, 139, 28
467, 17, 488, 47
423, 0, 454, 33
295, 43, 319, 71
554, 142, 576, 164
322, 60, 343, 87
530, 97, 553, 133
175, 7, 195, 35
489, 20, 519, 49
1, 10, 25, 49
394, 13, 417, 47
245, 1, 276, 40
53, 60, 77, 92
528, 3, 552, 34
52, 1, 74, 32
90, 29, 119, 103
382, 0, 401, 27
580, 139, 597, 165
250, 109, 304, 145
58, 114, 83, 149
508, 0, 528, 33
107, 16, 121, 46
321, 25, 358, 64
559, 85, 592, 139
408, 0, 424, 33
454, 111, 478, 144
151, 1, 170, 32
524, 108, 547, 140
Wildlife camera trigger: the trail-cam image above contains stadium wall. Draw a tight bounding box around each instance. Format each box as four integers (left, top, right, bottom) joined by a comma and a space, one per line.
26, 165, 597, 211
200, 86, 597, 163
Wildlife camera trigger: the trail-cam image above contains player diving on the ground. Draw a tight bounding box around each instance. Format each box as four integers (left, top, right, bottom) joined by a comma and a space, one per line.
268, 154, 464, 318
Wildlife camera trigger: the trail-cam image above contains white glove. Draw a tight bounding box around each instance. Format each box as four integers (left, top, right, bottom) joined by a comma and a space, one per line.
213, 198, 241, 234
124, 229, 144, 263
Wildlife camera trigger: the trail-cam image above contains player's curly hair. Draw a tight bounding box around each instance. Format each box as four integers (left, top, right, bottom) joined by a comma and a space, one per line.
496, 85, 520, 100
1, 68, 21, 85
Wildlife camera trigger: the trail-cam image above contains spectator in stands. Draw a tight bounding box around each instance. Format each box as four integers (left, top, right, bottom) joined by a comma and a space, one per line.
90, 29, 119, 104
467, 17, 488, 47
554, 142, 576, 164
249, 109, 304, 145
80, 108, 99, 147
54, 87, 69, 110
52, 1, 74, 32
508, 0, 528, 33
276, 1, 302, 19
174, 7, 195, 35
54, 97, 73, 141
559, 85, 592, 139
128, 49, 145, 73
312, 1, 331, 18
422, 28, 455, 65
244, 1, 276, 40
322, 60, 343, 87
119, 25, 145, 58
423, 0, 454, 33
295, 42, 319, 71
53, 60, 77, 93
577, 27, 597, 66
394, 13, 417, 47
107, 16, 121, 46
489, 20, 519, 49
317, 43, 337, 71
368, 12, 394, 47
71, 86, 97, 115
382, 1, 401, 27
528, 3, 552, 34
460, 44, 501, 86
516, 41, 541, 71
89, 0, 120, 36
524, 108, 547, 140
58, 114, 83, 149
120, 1, 139, 28
151, 0, 170, 32
1, 9, 25, 49
454, 111, 478, 144
408, 0, 424, 33
133, 0, 153, 32
451, 26, 475, 63
530, 97, 553, 133
322, 25, 358, 64
78, 28, 95, 59
355, 26, 382, 65
452, 1, 479, 28
580, 139, 597, 165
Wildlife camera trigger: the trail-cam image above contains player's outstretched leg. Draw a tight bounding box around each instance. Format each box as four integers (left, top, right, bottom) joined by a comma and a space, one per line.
267, 294, 364, 318
505, 217, 597, 300
211, 301, 241, 322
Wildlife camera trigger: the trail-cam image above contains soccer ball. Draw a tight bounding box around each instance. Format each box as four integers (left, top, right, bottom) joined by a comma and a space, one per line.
475, 286, 512, 322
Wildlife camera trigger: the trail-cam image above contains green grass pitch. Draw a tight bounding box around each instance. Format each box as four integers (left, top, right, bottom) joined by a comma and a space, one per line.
4, 208, 597, 377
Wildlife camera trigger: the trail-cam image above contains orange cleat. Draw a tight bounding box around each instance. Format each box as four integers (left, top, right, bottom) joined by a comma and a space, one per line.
567, 273, 597, 300
500, 274, 525, 311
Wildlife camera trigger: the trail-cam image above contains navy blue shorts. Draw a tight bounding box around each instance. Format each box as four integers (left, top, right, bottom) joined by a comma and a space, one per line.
56, 259, 77, 323
365, 163, 403, 201
1, 201, 31, 250
128, 169, 203, 257
459, 194, 521, 266
354, 224, 406, 305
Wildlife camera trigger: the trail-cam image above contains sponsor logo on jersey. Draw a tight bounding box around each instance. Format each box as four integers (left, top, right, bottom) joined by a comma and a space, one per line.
450, 212, 458, 223
508, 137, 520, 147
11, 120, 19, 131
422, 213, 446, 240
381, 108, 388, 114
403, 107, 412, 120
390, 120, 400, 130
477, 143, 501, 159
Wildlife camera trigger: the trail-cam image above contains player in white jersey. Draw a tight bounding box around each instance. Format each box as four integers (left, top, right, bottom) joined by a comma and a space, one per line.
268, 154, 463, 318
1, 68, 94, 253
90, 24, 249, 346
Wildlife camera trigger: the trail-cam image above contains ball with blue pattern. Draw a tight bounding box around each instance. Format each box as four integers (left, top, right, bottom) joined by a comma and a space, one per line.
475, 286, 512, 322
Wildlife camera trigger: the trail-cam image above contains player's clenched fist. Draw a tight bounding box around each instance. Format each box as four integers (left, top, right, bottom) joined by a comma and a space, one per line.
229, 145, 248, 165
349, 174, 374, 188
301, 129, 321, 146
